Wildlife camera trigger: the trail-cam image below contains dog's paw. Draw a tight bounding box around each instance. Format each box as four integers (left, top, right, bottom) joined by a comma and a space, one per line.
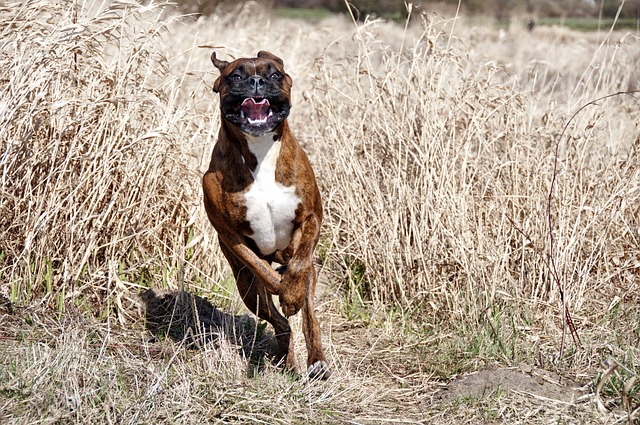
279, 292, 303, 317
307, 361, 332, 381
279, 284, 305, 317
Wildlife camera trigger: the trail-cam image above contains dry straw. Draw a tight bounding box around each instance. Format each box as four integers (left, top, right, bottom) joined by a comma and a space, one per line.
310, 10, 640, 329
0, 0, 223, 314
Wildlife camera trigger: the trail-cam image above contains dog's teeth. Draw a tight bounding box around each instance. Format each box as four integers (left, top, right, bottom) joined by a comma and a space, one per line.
268, 110, 273, 117
248, 117, 268, 124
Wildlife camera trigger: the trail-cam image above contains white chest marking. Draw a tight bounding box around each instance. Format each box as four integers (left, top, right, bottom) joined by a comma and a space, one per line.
244, 133, 300, 255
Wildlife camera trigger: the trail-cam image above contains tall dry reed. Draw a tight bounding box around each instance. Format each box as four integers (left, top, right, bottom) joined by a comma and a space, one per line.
309, 13, 640, 329
0, 0, 223, 315
2, 0, 638, 339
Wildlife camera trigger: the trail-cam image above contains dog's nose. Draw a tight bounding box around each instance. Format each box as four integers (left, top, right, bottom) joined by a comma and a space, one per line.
248, 75, 265, 92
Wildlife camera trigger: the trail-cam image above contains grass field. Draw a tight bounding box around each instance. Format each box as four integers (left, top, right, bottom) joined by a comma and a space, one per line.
1, 0, 640, 423
536, 17, 640, 31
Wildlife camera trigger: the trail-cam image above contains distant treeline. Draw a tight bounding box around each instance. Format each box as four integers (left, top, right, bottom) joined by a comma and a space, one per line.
181, 0, 640, 20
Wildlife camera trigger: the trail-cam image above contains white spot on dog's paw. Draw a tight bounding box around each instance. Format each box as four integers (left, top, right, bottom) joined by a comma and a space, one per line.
307, 361, 332, 381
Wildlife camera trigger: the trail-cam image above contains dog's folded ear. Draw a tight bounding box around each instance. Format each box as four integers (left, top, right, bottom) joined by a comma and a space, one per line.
257, 51, 291, 87
257, 51, 284, 67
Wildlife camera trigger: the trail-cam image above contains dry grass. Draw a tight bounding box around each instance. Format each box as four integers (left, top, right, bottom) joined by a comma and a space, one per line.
1, 0, 640, 423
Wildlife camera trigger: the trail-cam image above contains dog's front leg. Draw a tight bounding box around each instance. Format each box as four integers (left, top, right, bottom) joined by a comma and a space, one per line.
279, 213, 320, 317
218, 232, 283, 295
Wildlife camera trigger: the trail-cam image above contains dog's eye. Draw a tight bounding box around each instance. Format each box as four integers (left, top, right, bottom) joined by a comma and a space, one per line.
229, 74, 242, 81
270, 72, 281, 80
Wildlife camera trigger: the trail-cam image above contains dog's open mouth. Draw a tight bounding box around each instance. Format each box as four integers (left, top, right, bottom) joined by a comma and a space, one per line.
240, 97, 273, 125
224, 96, 289, 136
222, 94, 290, 136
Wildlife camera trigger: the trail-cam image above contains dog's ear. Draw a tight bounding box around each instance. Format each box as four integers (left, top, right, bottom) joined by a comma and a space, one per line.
257, 51, 284, 67
257, 51, 290, 86
211, 52, 230, 93
212, 76, 222, 93
211, 51, 230, 72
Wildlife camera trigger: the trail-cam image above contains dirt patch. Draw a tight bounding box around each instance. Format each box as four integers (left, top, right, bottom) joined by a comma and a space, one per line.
436, 365, 584, 404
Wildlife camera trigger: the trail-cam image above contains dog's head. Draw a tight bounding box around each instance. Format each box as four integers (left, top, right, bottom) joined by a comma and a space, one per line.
211, 51, 293, 137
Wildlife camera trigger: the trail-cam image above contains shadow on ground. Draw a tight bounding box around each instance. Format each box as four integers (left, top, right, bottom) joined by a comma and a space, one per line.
139, 289, 280, 375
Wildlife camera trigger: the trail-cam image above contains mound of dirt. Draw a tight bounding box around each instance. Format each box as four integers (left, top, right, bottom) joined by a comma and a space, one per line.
436, 365, 583, 403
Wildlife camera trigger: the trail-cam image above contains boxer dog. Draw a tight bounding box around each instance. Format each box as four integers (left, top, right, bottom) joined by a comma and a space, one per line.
203, 51, 331, 380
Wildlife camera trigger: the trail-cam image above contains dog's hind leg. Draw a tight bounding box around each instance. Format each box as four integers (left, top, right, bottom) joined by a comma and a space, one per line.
219, 240, 296, 371
300, 264, 332, 380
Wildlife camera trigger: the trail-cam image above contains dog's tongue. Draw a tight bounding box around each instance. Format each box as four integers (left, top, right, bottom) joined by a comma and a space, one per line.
241, 98, 270, 122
